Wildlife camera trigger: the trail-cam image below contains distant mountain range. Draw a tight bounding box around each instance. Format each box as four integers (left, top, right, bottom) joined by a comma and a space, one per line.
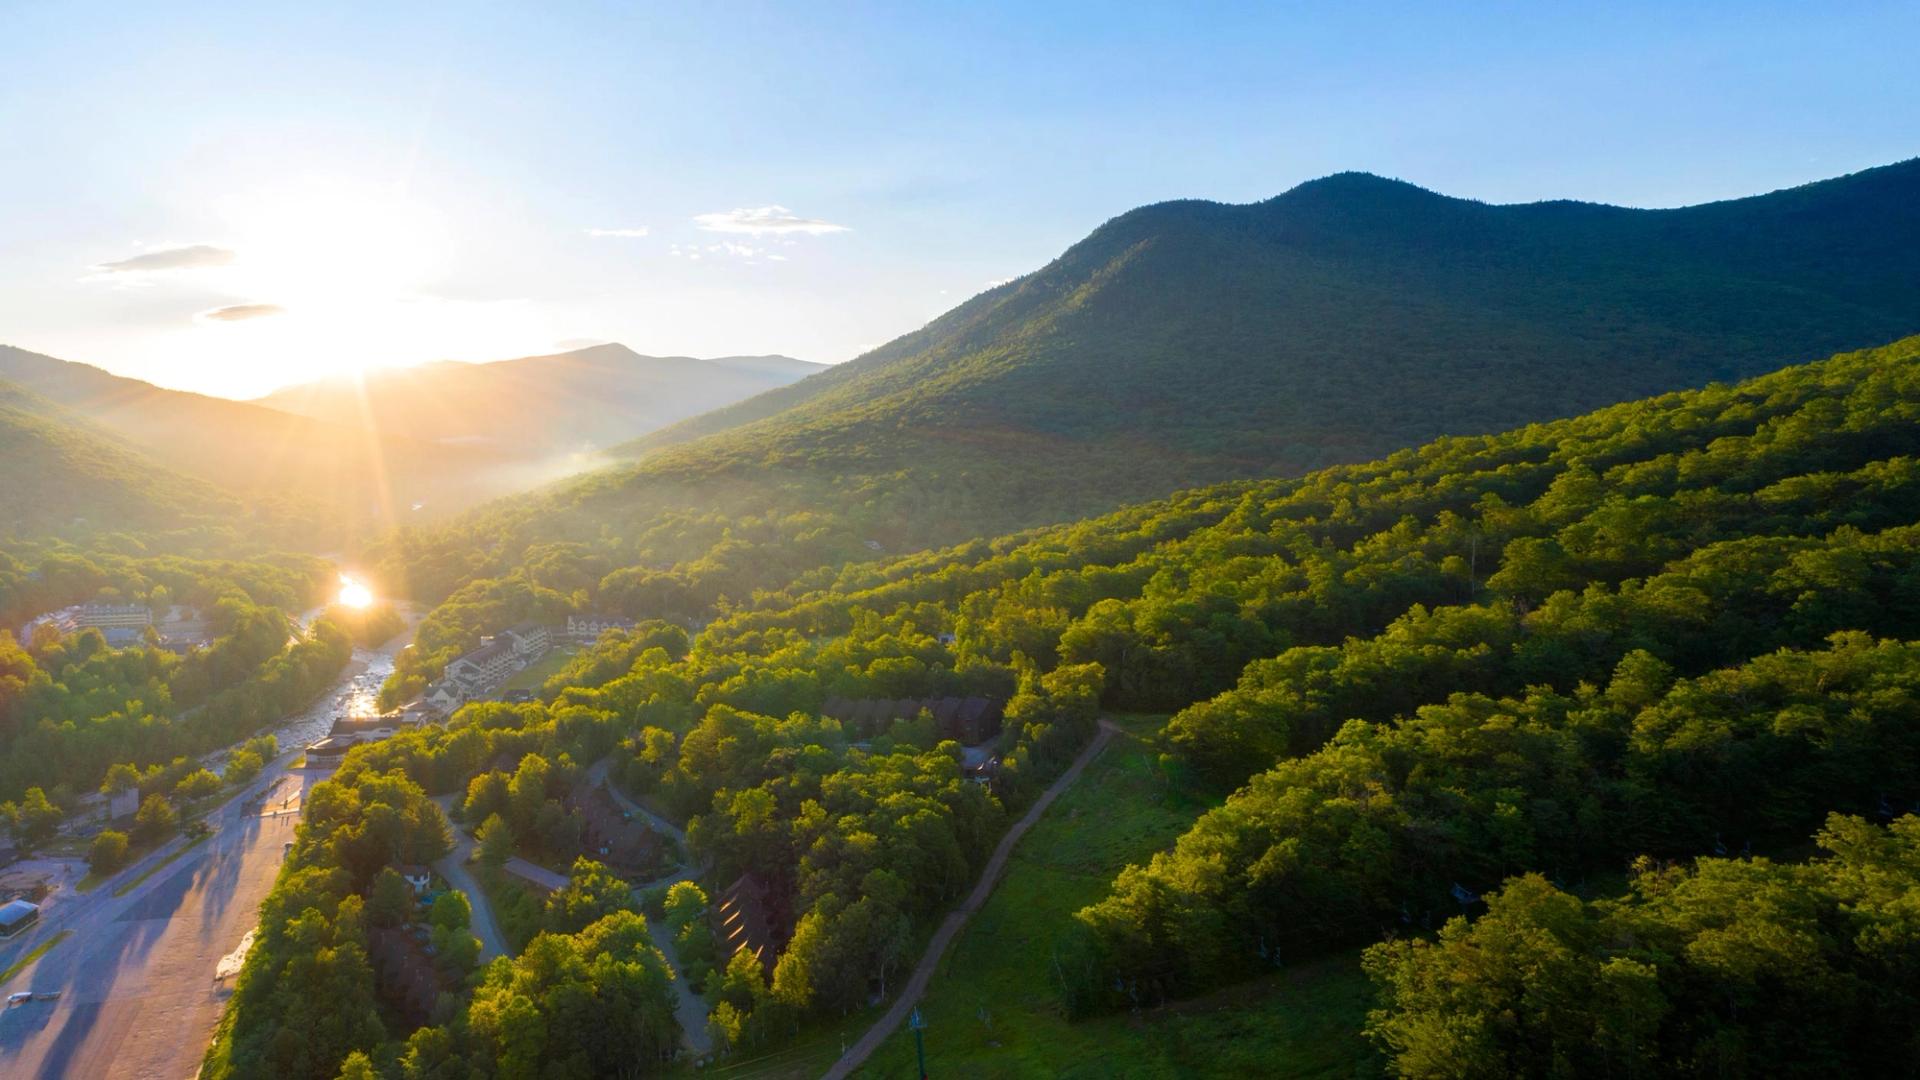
0, 343, 823, 544
255, 344, 822, 456
563, 159, 1920, 547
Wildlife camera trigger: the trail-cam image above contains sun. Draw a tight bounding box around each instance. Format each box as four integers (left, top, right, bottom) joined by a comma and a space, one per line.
337, 574, 374, 609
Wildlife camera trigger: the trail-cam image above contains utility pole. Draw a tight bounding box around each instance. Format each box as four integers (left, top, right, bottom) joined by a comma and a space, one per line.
910, 1007, 928, 1079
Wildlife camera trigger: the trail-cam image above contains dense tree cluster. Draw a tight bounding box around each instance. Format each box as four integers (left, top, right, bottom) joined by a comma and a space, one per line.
0, 545, 328, 631
0, 616, 349, 823
1067, 339, 1920, 1016
405, 911, 679, 1078
203, 766, 453, 1080
1364, 814, 1920, 1077
1072, 634, 1920, 1002
0, 548, 341, 803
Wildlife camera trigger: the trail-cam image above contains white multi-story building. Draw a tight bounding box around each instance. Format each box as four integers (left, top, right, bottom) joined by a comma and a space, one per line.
445, 638, 518, 689
500, 622, 552, 658
77, 603, 152, 630
567, 613, 635, 641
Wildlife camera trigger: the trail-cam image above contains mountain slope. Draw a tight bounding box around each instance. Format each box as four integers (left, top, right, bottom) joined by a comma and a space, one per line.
0, 380, 248, 538
620, 159, 1920, 503
384, 160, 1920, 612
0, 345, 549, 535
255, 343, 824, 456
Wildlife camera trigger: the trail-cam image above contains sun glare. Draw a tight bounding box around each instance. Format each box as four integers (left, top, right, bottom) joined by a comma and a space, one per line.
337, 574, 374, 609
162, 176, 566, 395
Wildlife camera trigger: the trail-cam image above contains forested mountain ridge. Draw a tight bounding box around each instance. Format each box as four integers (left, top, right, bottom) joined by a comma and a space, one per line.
619, 158, 1920, 487
382, 160, 1920, 641
0, 379, 255, 539
0, 344, 526, 540
256, 343, 823, 457
230, 335, 1920, 1078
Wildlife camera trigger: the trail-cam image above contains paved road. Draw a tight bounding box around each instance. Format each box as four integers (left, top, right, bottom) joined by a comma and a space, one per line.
584, 757, 713, 1056
822, 719, 1120, 1080
0, 770, 311, 1080
427, 796, 508, 964
586, 758, 689, 847
0, 620, 417, 1079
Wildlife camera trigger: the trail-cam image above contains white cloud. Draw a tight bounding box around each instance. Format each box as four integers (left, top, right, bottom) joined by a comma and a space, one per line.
984, 278, 1013, 289
199, 302, 285, 322
693, 205, 848, 236
585, 226, 650, 238
93, 243, 237, 274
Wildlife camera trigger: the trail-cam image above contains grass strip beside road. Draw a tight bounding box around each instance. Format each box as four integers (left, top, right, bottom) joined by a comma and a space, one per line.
112, 832, 211, 898
0, 930, 73, 984
75, 833, 174, 893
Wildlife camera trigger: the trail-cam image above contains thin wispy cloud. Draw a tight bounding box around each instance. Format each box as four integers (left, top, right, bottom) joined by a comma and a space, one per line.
693, 205, 848, 236
94, 243, 237, 274
199, 302, 285, 322
585, 226, 650, 238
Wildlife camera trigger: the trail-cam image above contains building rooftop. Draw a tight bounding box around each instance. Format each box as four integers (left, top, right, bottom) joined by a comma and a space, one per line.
0, 899, 40, 927
459, 639, 516, 667
713, 872, 779, 975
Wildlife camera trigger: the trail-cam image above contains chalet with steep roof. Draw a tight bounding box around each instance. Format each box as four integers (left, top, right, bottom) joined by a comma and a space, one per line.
712, 872, 780, 977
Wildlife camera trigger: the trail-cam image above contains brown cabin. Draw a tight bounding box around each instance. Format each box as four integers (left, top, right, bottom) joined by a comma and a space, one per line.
567, 781, 663, 876
712, 872, 781, 977
369, 927, 444, 1027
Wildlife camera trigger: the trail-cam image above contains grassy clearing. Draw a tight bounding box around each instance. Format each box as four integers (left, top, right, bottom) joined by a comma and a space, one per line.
111, 831, 211, 898
503, 646, 579, 693
0, 930, 73, 984
852, 719, 1380, 1079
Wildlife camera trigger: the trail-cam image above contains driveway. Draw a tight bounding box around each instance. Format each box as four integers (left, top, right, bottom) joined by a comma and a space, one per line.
582, 757, 712, 1056
427, 796, 508, 963
584, 758, 688, 846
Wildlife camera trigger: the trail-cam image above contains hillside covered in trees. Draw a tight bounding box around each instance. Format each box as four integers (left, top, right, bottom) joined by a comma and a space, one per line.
222, 335, 1920, 1076
0, 380, 268, 541
376, 160, 1920, 689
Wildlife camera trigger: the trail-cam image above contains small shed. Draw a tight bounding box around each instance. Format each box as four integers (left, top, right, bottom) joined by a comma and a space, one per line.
0, 899, 41, 938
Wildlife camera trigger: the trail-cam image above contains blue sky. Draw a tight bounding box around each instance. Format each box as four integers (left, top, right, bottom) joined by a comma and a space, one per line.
1, 1, 1915, 397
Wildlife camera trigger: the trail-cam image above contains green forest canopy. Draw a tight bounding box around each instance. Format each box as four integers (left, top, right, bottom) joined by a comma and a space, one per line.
220, 335, 1920, 1077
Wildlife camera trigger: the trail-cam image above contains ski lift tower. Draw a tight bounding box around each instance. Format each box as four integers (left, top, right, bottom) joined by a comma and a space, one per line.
910, 1006, 928, 1079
